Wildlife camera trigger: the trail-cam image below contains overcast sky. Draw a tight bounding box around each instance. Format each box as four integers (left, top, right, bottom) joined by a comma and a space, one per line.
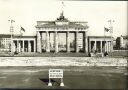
0, 0, 127, 38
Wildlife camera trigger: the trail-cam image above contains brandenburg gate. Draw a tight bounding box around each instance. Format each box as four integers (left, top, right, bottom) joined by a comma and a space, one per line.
9, 13, 113, 54
35, 13, 89, 53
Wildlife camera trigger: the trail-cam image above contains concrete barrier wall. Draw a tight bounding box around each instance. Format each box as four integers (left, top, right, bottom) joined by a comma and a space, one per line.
0, 57, 127, 66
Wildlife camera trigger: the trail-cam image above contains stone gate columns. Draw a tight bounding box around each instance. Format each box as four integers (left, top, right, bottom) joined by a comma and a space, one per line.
12, 41, 15, 53
100, 41, 102, 53
37, 31, 42, 53
28, 41, 31, 52
105, 41, 107, 52
110, 41, 113, 52
89, 40, 91, 52
17, 40, 21, 52
94, 40, 97, 51
76, 31, 79, 53
66, 31, 70, 52
105, 41, 109, 52
46, 31, 50, 52
55, 31, 58, 53
16, 40, 18, 52
84, 32, 88, 53
108, 41, 110, 52
22, 40, 24, 52
34, 40, 36, 52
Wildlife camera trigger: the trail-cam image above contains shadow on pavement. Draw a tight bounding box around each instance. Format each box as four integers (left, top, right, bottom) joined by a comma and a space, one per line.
39, 78, 60, 86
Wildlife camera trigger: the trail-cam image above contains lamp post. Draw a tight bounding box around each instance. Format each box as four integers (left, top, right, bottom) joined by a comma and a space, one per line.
8, 19, 15, 56
108, 20, 115, 54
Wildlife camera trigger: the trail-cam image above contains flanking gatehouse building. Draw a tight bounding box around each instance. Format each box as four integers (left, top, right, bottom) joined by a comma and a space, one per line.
12, 35, 36, 53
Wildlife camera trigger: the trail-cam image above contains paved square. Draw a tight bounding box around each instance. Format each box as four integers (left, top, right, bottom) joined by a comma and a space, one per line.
0, 57, 127, 89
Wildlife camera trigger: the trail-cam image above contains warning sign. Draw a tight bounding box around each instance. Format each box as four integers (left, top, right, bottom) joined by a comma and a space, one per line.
49, 69, 63, 78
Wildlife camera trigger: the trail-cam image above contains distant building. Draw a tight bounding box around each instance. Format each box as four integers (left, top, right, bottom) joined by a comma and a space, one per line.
0, 34, 11, 52
116, 35, 128, 50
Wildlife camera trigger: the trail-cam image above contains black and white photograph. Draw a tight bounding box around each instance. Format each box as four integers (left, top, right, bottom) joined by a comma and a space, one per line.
0, 0, 127, 89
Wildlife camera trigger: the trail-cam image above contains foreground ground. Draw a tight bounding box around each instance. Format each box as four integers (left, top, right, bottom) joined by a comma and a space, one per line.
0, 66, 127, 90
0, 57, 127, 90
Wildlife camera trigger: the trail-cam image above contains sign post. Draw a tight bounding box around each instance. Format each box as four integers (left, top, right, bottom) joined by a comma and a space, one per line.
48, 69, 64, 86
60, 77, 64, 86
48, 78, 52, 86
